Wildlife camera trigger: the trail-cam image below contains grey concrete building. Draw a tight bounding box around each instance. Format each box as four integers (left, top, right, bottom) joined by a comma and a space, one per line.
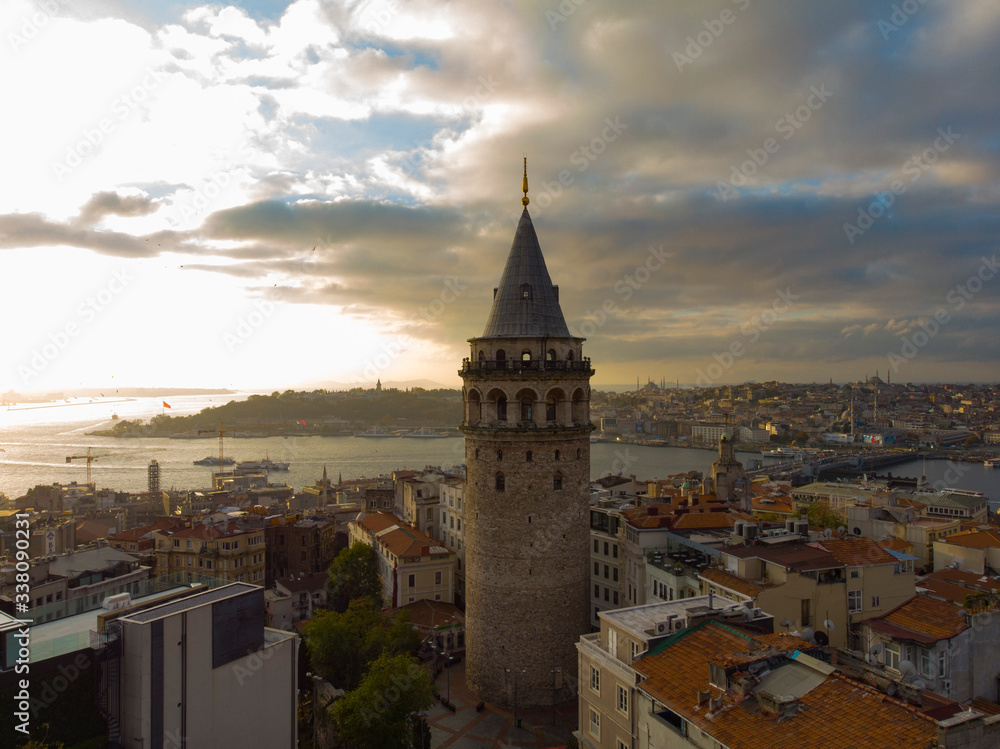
106, 582, 298, 748
460, 171, 594, 708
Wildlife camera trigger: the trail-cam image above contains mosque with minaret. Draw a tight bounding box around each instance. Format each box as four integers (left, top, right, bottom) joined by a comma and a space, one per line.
459, 161, 594, 708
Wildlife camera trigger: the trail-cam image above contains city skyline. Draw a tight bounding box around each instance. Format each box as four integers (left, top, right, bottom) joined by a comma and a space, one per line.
2, 0, 999, 394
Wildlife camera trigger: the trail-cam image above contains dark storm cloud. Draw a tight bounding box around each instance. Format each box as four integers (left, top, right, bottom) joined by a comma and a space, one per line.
8, 0, 1000, 384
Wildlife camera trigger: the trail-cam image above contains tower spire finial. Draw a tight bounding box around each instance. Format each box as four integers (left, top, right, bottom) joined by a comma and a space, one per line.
521, 156, 529, 206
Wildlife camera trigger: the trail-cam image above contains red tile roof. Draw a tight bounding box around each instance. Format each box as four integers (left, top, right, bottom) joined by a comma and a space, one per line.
724, 542, 842, 572
699, 567, 764, 599
354, 512, 451, 559
971, 698, 1000, 716
634, 621, 937, 748
939, 528, 1000, 550
917, 569, 1000, 606
390, 599, 464, 630
814, 536, 897, 567
878, 538, 914, 553
633, 622, 936, 749
110, 518, 179, 542
865, 594, 968, 644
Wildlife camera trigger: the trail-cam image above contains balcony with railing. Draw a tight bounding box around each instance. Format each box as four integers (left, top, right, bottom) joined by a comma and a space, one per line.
460, 357, 593, 375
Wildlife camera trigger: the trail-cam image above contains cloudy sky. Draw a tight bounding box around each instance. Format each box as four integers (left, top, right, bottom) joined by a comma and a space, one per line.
2, 0, 999, 394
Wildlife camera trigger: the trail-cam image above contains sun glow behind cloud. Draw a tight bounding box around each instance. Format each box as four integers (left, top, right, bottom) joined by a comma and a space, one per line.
1, 0, 999, 393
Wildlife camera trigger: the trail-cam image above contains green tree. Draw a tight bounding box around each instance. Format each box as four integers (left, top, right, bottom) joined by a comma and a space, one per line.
305, 598, 419, 690
806, 500, 843, 530
328, 541, 383, 613
964, 434, 981, 448
331, 653, 435, 749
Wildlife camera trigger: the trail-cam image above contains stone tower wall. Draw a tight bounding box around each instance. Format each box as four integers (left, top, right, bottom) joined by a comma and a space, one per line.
462, 426, 591, 707
461, 336, 593, 709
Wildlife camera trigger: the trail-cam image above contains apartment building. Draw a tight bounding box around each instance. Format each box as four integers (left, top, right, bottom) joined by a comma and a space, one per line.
576, 596, 773, 749
933, 527, 1000, 574
860, 593, 1000, 704
439, 477, 467, 601
701, 535, 915, 649
264, 513, 337, 586
627, 618, 996, 749
349, 511, 456, 607
153, 521, 266, 584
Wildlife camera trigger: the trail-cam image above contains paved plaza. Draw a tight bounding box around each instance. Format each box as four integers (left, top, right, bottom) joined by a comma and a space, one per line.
424, 660, 578, 748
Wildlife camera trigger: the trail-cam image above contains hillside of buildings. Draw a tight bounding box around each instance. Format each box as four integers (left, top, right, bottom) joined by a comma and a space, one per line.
91, 386, 465, 437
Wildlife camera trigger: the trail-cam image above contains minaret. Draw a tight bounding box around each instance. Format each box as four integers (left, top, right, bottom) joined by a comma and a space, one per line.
459, 160, 594, 708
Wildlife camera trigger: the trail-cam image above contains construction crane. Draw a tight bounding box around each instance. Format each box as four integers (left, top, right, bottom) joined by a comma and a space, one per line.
65, 446, 166, 484
196, 421, 296, 471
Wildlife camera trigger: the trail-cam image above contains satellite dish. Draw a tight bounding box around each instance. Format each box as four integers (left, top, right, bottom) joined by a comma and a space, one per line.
853, 527, 862, 536
823, 528, 833, 539
837, 526, 846, 534
823, 619, 835, 631
870, 644, 883, 657
911, 680, 926, 691
898, 660, 915, 678
779, 618, 795, 628
886, 682, 896, 696
801, 627, 816, 643
814, 631, 829, 646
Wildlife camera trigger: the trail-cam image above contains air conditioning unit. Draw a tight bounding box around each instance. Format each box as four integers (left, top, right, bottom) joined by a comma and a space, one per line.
655, 615, 676, 635
751, 608, 763, 617
942, 679, 952, 690
672, 619, 685, 632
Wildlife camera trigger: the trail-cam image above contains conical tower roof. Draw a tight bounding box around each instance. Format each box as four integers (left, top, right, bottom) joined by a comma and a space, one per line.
480, 207, 571, 338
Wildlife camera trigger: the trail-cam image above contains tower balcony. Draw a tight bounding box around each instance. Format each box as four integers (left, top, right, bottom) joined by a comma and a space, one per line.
460, 357, 594, 376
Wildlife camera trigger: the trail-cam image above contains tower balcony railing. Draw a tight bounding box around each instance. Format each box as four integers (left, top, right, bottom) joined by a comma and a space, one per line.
460, 357, 593, 375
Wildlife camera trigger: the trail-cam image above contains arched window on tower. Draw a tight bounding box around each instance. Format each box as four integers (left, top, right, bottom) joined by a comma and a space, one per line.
497, 396, 507, 421
521, 398, 532, 422
496, 349, 506, 362
526, 450, 533, 462
554, 449, 561, 462
553, 473, 563, 491
521, 283, 531, 299
546, 396, 556, 422
546, 348, 556, 361
567, 350, 574, 361
478, 350, 485, 361
521, 350, 531, 361
497, 449, 503, 461
496, 473, 505, 491
467, 389, 482, 424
